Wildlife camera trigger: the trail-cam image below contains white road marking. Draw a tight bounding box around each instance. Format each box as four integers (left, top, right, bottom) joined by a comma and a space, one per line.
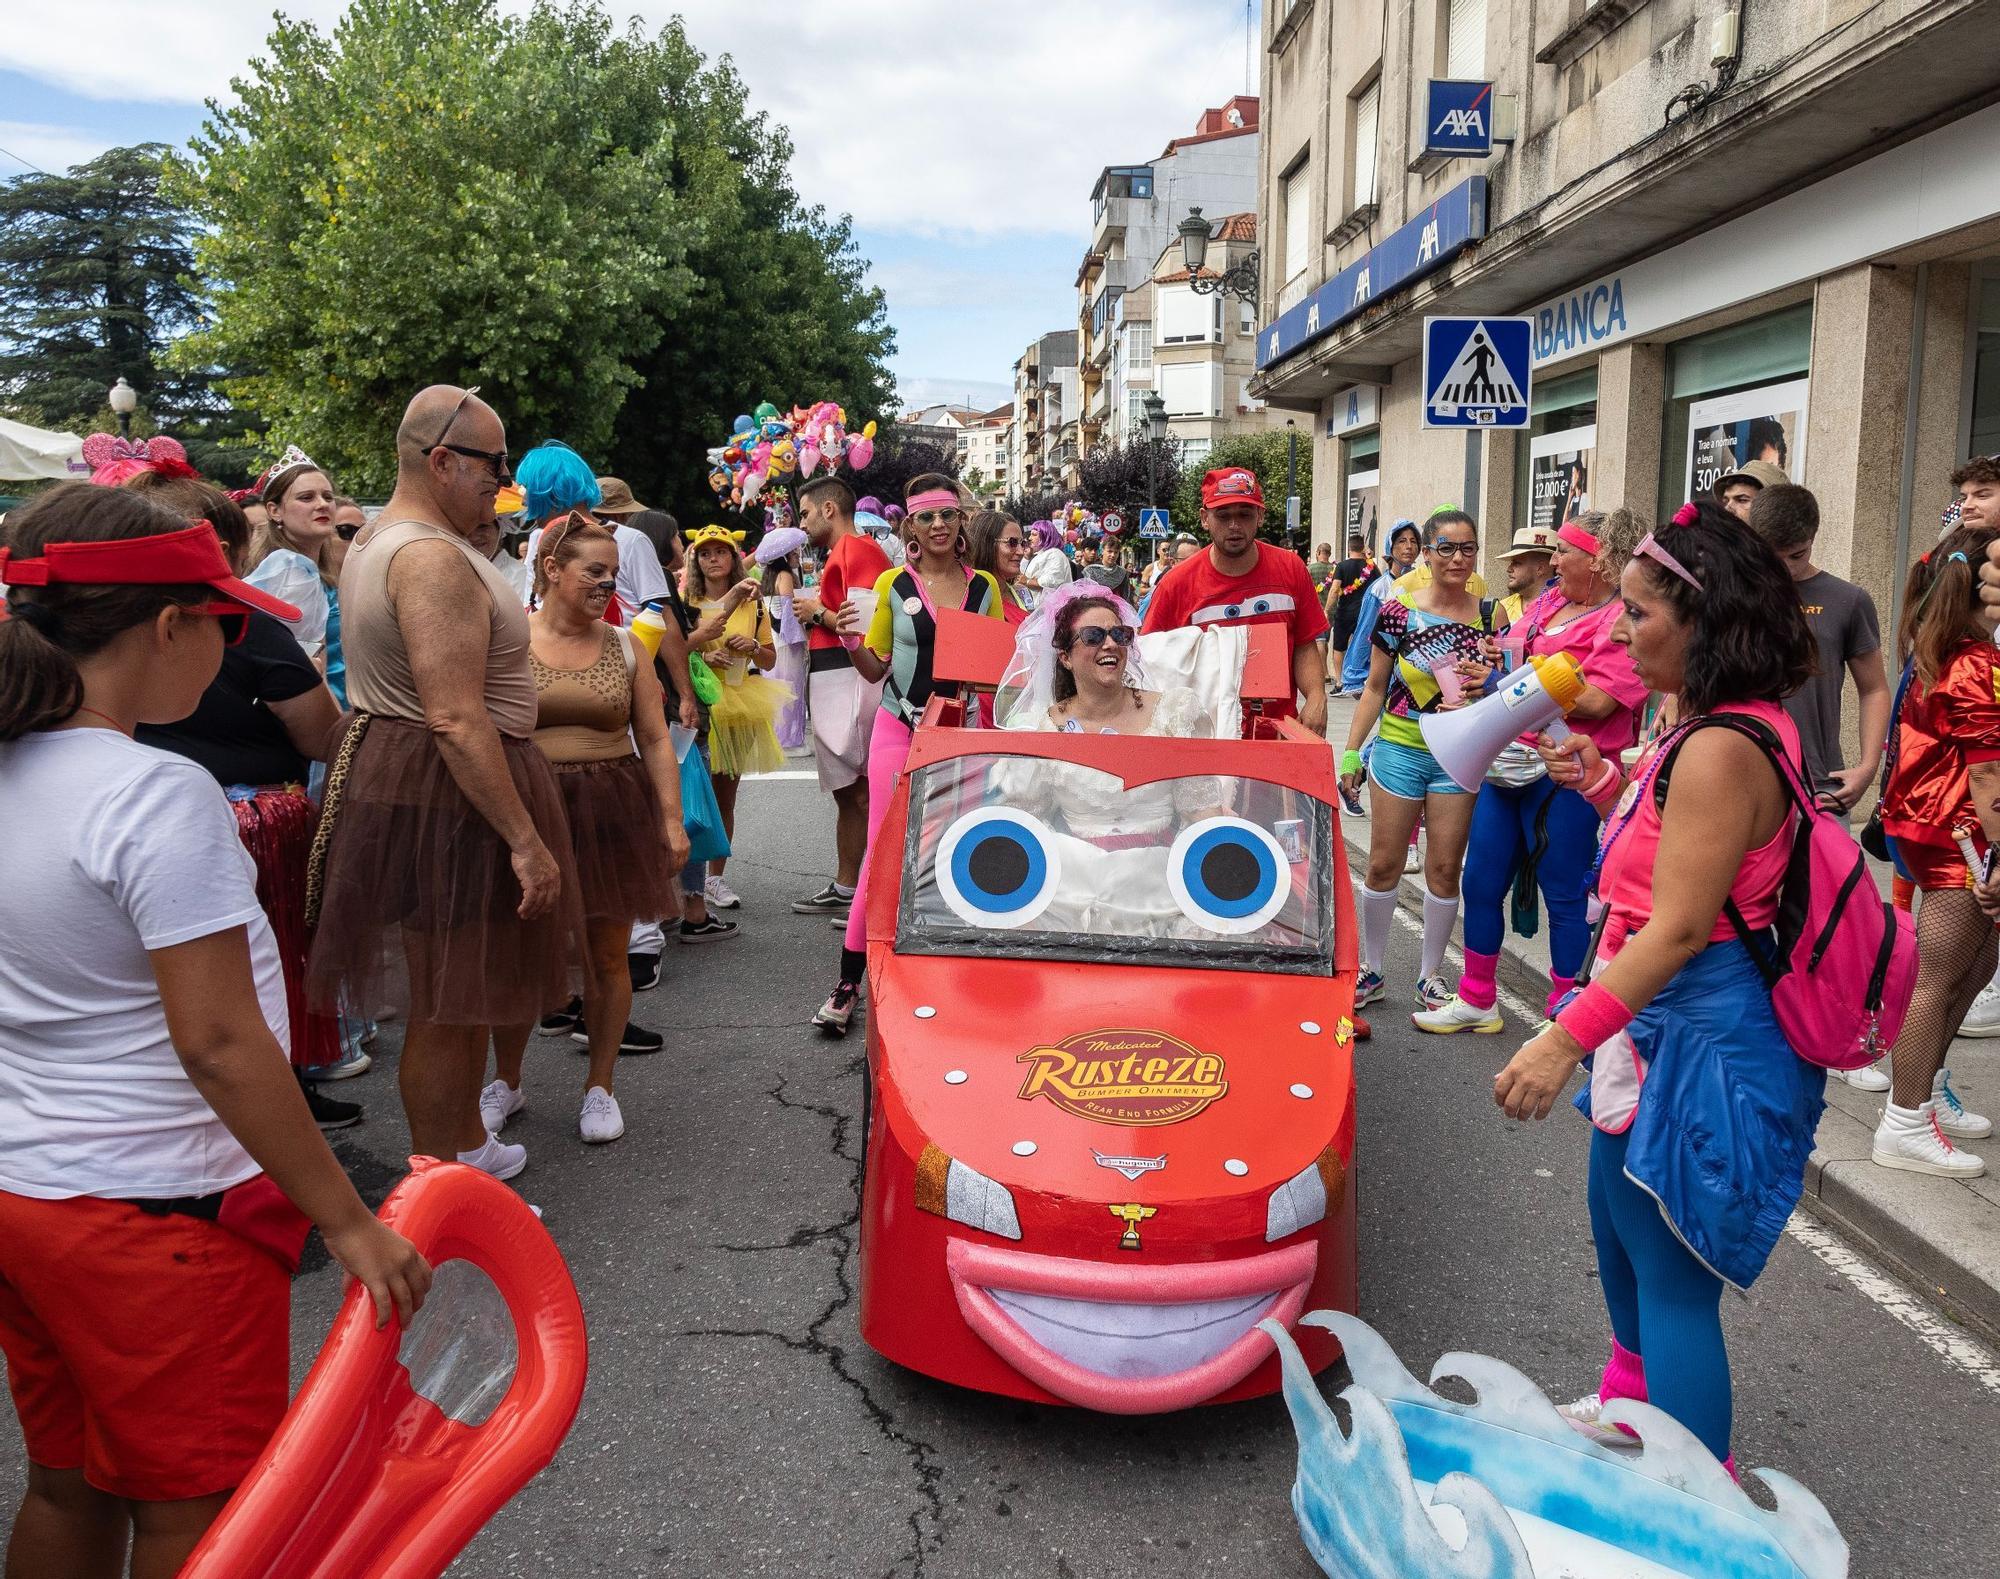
1389, 903, 1541, 1023
746, 769, 822, 780
1782, 1215, 2000, 1396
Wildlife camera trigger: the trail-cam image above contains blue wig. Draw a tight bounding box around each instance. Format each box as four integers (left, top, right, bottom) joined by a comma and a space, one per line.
515, 441, 602, 523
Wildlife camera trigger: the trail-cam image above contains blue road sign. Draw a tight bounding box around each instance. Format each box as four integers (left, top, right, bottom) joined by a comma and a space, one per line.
1424, 79, 1495, 158
1138, 507, 1171, 540
1422, 317, 1532, 429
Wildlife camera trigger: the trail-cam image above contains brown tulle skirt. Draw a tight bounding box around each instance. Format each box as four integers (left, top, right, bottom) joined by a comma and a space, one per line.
305, 717, 584, 1026
551, 754, 677, 925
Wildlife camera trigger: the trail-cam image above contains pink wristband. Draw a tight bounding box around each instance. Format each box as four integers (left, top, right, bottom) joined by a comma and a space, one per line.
1556, 980, 1635, 1051
1582, 758, 1624, 808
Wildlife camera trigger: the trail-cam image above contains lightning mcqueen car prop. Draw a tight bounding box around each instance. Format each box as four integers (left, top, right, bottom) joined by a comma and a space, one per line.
856, 618, 1358, 1413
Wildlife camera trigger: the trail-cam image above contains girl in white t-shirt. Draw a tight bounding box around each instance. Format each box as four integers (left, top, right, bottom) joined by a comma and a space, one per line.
0, 483, 429, 1576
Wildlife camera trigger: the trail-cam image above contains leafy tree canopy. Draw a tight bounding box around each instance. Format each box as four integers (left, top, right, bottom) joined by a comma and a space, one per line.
0, 144, 241, 461
171, 0, 890, 500
1077, 438, 1182, 520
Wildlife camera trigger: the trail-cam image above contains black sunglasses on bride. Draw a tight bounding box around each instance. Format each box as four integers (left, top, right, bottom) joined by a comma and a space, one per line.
1063, 624, 1136, 650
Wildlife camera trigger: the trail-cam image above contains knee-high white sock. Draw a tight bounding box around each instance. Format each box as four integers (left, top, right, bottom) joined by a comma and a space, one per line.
1421, 889, 1460, 983
1360, 883, 1399, 976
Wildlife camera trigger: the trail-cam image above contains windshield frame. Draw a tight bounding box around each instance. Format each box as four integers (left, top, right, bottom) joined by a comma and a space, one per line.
892, 755, 1337, 977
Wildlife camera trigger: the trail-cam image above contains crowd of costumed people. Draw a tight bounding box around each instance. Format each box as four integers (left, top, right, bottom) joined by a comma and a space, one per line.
1, 385, 1995, 1571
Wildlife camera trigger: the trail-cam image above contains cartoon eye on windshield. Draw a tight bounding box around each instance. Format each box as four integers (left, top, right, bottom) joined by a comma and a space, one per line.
1167, 817, 1291, 934
934, 807, 1062, 929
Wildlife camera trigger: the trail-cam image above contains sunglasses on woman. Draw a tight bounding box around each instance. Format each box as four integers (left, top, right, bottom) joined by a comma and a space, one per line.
334, 521, 363, 540
1065, 624, 1136, 650
189, 600, 251, 645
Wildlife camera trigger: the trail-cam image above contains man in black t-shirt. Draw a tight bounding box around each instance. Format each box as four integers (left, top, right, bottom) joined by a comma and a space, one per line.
1326, 532, 1377, 686
138, 612, 339, 787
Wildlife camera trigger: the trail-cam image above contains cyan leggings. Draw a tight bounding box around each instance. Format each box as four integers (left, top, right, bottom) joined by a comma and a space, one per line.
1459, 774, 1600, 979
1587, 1124, 1731, 1458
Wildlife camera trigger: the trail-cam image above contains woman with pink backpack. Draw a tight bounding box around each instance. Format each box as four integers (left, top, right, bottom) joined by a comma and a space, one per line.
1489, 501, 1857, 1478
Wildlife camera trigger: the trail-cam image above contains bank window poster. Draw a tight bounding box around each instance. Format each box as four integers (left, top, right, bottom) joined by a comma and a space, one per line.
1684, 379, 1809, 499
1529, 426, 1596, 536
1346, 469, 1380, 555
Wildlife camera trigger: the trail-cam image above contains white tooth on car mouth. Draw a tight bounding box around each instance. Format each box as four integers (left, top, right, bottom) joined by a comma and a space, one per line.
986, 1289, 1276, 1379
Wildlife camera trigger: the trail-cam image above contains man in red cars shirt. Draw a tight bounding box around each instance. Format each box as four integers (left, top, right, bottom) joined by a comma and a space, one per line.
1141, 466, 1330, 735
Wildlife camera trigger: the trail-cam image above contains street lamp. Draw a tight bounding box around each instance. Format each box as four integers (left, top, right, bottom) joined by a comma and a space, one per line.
1178, 207, 1260, 306
107, 376, 137, 440
1142, 391, 1167, 510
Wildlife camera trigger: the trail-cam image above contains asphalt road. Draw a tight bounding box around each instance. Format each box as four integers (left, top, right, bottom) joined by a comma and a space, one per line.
6, 769, 1999, 1577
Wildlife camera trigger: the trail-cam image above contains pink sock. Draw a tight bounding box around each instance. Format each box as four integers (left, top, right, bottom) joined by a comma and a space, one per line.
1546, 973, 1577, 1017
1723, 1453, 1738, 1481
1600, 1339, 1647, 1404
1458, 949, 1499, 1010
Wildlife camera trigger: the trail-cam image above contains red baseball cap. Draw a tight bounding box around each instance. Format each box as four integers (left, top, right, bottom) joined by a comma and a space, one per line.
0, 520, 300, 621
1201, 466, 1265, 511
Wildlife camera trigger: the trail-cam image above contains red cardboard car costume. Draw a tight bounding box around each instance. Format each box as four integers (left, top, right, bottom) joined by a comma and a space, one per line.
857, 615, 1359, 1412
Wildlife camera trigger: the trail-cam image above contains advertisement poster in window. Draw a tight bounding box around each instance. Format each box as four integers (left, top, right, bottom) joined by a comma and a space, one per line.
1529, 426, 1596, 536
1345, 468, 1380, 555
1684, 379, 1808, 499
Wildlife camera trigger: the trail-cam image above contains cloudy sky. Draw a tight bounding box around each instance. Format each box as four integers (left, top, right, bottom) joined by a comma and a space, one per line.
0, 0, 1262, 413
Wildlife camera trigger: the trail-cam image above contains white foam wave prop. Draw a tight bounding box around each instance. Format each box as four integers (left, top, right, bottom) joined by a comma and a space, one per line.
1260, 1312, 1848, 1579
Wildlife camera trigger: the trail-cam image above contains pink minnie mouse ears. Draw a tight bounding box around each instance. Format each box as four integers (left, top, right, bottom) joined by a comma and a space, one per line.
1671, 502, 1701, 527
81, 433, 197, 488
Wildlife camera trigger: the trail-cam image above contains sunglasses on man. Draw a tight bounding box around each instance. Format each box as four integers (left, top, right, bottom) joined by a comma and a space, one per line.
421, 386, 512, 482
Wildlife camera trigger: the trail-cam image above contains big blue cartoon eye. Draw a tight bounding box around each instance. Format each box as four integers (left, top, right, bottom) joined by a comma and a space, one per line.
935, 808, 1061, 929
1168, 817, 1290, 935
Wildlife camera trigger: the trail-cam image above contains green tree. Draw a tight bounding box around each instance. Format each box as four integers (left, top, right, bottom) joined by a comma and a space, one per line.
1169, 429, 1314, 542
603, 27, 895, 520
170, 0, 699, 494
0, 145, 208, 429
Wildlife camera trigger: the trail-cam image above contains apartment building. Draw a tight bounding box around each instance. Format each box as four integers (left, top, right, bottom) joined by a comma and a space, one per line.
1251, 0, 1999, 628
1073, 97, 1263, 486
958, 404, 1013, 501
1111, 213, 1286, 471
1010, 330, 1079, 498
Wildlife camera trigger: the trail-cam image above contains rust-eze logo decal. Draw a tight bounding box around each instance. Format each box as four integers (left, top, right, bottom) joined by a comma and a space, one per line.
1015, 1029, 1228, 1126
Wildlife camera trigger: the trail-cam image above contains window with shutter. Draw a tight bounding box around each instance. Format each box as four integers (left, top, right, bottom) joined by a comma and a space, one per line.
1157, 286, 1211, 345
1283, 161, 1311, 282
1446, 0, 1486, 80
1158, 362, 1210, 418
1353, 81, 1379, 208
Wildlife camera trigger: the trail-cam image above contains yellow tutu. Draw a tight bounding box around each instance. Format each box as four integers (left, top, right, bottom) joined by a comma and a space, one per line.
706, 667, 793, 777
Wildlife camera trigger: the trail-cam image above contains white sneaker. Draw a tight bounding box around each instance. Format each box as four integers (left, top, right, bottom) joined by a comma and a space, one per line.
579, 1086, 625, 1144
1934, 1068, 1993, 1140
1871, 1100, 1985, 1178
480, 1079, 525, 1133
705, 875, 741, 910
1403, 843, 1423, 875
1558, 1391, 1640, 1449
1413, 994, 1504, 1035
457, 1133, 528, 1181
1832, 1060, 1891, 1092
1958, 981, 2000, 1038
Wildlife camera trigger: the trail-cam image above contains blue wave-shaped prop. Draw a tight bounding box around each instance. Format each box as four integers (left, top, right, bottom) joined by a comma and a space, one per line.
1260, 1313, 1848, 1579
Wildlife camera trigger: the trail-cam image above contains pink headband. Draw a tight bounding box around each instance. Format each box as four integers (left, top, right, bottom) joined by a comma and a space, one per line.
906, 489, 961, 514
1556, 521, 1600, 555
1635, 532, 1703, 590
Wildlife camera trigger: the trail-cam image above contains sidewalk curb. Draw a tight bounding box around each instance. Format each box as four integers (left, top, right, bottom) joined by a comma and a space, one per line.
1353, 837, 2000, 1350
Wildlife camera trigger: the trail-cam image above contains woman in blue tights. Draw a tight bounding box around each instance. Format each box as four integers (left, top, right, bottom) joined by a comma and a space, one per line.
1416, 512, 1647, 1032
1494, 502, 1825, 1473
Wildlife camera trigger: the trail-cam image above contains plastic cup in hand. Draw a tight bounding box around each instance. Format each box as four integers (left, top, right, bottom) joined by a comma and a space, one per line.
1496, 633, 1526, 672
847, 588, 879, 632
1435, 666, 1466, 707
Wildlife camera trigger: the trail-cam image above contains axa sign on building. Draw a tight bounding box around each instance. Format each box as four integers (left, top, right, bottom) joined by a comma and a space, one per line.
1257, 177, 1488, 372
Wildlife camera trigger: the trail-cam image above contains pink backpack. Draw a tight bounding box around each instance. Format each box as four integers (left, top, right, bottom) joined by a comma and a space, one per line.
1658, 714, 1916, 1071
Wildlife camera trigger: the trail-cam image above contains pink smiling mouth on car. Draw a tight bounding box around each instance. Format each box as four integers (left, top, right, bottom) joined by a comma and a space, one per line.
946, 1239, 1317, 1414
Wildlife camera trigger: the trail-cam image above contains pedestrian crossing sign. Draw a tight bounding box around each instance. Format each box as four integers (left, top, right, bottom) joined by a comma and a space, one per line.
1422, 316, 1532, 429
1138, 507, 1171, 539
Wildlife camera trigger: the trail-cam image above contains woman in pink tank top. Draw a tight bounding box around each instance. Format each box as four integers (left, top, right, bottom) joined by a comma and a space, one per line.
1490, 501, 1822, 1475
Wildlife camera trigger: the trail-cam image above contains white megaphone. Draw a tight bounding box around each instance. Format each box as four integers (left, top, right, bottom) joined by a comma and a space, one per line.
1421, 652, 1586, 793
